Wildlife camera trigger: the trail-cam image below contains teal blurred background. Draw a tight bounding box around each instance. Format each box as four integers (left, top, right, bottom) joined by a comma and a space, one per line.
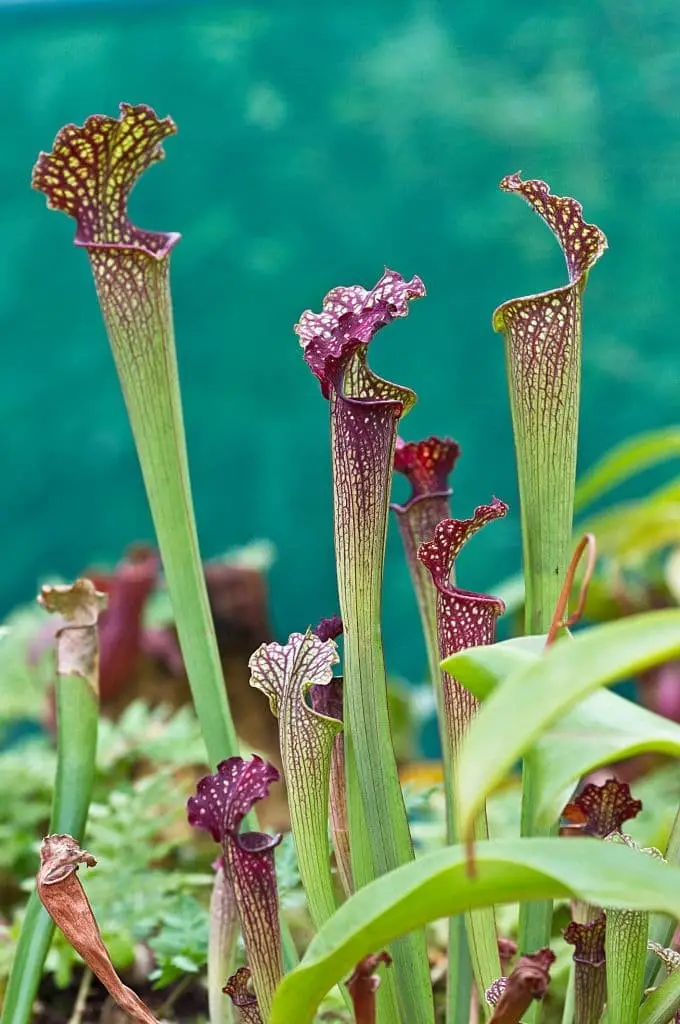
1, 0, 678, 683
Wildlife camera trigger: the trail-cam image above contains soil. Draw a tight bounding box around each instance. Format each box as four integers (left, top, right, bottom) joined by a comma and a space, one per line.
33, 973, 208, 1024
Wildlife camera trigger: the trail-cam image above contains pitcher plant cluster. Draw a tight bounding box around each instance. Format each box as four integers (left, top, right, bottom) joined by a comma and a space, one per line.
6, 101, 680, 1024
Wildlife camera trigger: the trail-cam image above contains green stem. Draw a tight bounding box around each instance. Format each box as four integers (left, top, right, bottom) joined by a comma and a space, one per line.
426, 605, 475, 1024
331, 392, 433, 1023
518, 750, 557, 952
1, 647, 99, 1024
516, 510, 567, 1024
448, 915, 473, 1024
208, 868, 236, 1024
392, 470, 473, 1018
561, 965, 575, 1024
605, 910, 648, 1024
341, 743, 403, 1023
103, 267, 239, 772
342, 623, 431, 1023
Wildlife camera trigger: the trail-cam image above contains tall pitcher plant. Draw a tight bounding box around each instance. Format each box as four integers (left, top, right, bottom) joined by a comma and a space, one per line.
493, 175, 607, 962
31, 104, 241, 772
296, 272, 435, 1023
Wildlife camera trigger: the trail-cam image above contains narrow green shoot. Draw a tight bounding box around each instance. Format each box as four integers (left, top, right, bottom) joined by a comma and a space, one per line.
0, 581, 105, 1024
208, 865, 237, 1024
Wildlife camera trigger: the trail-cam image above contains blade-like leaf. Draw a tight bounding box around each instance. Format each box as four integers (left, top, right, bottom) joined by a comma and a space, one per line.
448, 609, 680, 842
532, 690, 680, 825
269, 838, 680, 1024
638, 968, 680, 1023
580, 486, 680, 562
2, 582, 105, 1024
575, 427, 680, 512
446, 636, 680, 827
441, 635, 547, 700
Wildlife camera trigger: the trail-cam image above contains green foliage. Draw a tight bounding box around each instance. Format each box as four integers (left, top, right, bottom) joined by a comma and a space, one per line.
0, 703, 216, 997
147, 896, 209, 989
446, 610, 680, 841
639, 969, 680, 1024
29, 770, 212, 991
96, 700, 207, 775
443, 635, 680, 827
269, 838, 680, 1023
0, 740, 53, 879
574, 427, 680, 513
0, 605, 52, 729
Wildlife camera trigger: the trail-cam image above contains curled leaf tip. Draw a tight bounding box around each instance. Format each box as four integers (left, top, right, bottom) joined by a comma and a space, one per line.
294, 268, 425, 396
249, 630, 340, 719
393, 435, 461, 506
312, 614, 344, 642
32, 102, 179, 259
562, 778, 642, 838
250, 631, 343, 929
38, 578, 108, 623
563, 912, 606, 966
38, 579, 107, 693
418, 497, 508, 600
188, 757, 283, 1017
187, 755, 281, 848
224, 967, 263, 1022
39, 833, 96, 884
498, 173, 607, 285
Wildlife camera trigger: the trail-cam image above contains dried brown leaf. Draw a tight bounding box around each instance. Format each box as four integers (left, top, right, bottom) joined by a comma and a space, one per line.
37, 834, 160, 1024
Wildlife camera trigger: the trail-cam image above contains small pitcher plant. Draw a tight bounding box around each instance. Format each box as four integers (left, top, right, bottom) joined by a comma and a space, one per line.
4, 102, 680, 1024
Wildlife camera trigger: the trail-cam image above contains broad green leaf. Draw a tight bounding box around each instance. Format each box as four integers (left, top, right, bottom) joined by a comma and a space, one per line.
531, 690, 680, 825
441, 634, 546, 699
446, 640, 680, 828
268, 838, 680, 1024
448, 609, 680, 841
575, 428, 680, 512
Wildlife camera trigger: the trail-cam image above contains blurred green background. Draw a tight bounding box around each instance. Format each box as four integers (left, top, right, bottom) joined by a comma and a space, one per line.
1, 0, 678, 683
